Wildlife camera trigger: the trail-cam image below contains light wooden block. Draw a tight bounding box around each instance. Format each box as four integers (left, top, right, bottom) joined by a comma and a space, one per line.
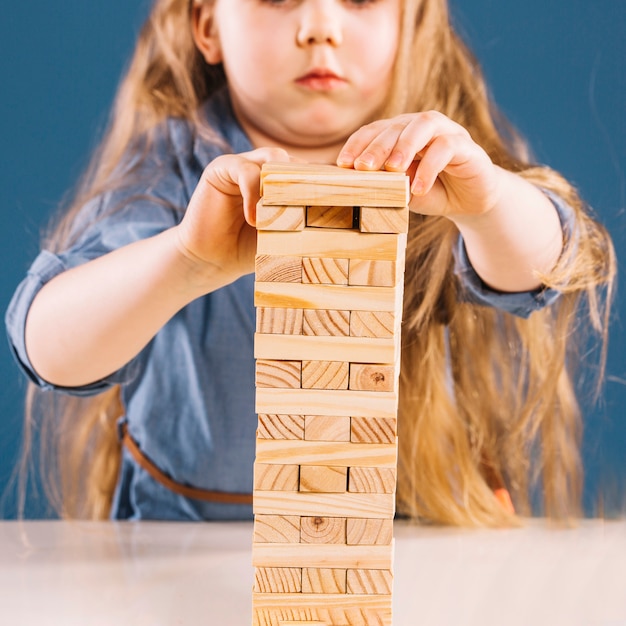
302, 361, 349, 390
255, 334, 398, 365
349, 364, 396, 393
348, 259, 397, 288
347, 569, 393, 595
302, 568, 347, 594
253, 491, 395, 519
252, 542, 393, 570
302, 258, 349, 285
255, 255, 302, 283
254, 464, 300, 491
256, 388, 399, 420
257, 414, 305, 440
346, 519, 393, 545
300, 516, 346, 544
350, 417, 397, 444
307, 205, 355, 229
254, 439, 397, 467
256, 201, 306, 231
256, 359, 302, 389
261, 162, 410, 208
348, 467, 397, 494
360, 205, 409, 234
304, 415, 351, 442
254, 515, 301, 544
256, 229, 405, 262
254, 567, 302, 593
350, 311, 395, 338
256, 307, 303, 335
252, 593, 392, 626
255, 281, 398, 312
299, 466, 348, 493
302, 309, 350, 336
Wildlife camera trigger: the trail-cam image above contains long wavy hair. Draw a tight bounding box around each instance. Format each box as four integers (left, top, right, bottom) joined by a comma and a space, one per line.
19, 0, 615, 523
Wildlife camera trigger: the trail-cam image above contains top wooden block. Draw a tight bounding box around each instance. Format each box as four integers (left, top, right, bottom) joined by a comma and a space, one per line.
261, 162, 410, 208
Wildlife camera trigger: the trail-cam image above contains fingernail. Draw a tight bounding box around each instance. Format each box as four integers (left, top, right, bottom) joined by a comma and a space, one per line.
385, 154, 403, 170
411, 177, 425, 195
336, 151, 353, 167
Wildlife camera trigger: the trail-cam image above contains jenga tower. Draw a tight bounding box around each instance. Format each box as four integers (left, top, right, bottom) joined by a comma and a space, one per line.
252, 163, 409, 626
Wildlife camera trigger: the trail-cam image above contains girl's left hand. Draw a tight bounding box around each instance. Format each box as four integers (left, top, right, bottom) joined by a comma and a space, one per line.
336, 112, 502, 219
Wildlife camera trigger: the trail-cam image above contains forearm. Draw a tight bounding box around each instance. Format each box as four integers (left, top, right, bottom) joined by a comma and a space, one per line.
450, 167, 563, 293
24, 226, 236, 387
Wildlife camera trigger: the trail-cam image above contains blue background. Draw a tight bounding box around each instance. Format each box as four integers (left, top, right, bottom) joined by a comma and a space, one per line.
1, 1, 624, 517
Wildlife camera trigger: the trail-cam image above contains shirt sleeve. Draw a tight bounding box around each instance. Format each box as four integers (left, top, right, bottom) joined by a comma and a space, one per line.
5, 191, 181, 396
453, 189, 575, 319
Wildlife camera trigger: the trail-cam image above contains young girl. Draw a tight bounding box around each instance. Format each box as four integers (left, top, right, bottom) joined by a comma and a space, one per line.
6, 0, 615, 525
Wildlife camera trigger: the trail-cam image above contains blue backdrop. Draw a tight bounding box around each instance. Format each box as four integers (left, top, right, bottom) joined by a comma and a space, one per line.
1, 1, 624, 517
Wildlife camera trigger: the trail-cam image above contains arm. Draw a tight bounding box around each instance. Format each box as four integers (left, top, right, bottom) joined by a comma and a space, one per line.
25, 148, 288, 388
337, 111, 563, 292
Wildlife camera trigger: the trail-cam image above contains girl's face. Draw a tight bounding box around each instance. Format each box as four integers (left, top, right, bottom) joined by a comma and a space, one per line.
195, 0, 401, 162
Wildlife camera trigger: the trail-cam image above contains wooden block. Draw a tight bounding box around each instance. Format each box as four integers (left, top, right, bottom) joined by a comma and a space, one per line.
346, 519, 393, 545
256, 307, 303, 335
254, 515, 301, 543
347, 569, 393, 595
252, 593, 392, 626
257, 414, 305, 440
348, 467, 397, 494
302, 309, 350, 336
299, 466, 348, 493
304, 415, 351, 442
302, 361, 349, 390
254, 464, 300, 491
254, 439, 397, 467
255, 334, 398, 365
261, 162, 410, 207
253, 491, 395, 519
349, 364, 396, 393
301, 568, 347, 594
256, 388, 399, 420
350, 311, 395, 338
255, 255, 302, 283
254, 567, 302, 593
255, 281, 398, 312
256, 229, 405, 262
350, 417, 397, 444
307, 205, 355, 229
302, 258, 349, 285
300, 516, 346, 543
252, 542, 393, 569
360, 205, 409, 234
348, 259, 397, 287
256, 201, 306, 231
256, 359, 302, 389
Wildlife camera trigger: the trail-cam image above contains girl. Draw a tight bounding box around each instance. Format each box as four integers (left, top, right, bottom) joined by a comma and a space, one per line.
6, 0, 615, 525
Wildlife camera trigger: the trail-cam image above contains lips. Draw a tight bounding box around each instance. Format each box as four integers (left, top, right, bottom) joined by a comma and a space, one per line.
295, 68, 347, 91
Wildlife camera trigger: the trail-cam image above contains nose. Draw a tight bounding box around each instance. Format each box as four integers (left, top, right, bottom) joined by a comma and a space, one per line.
296, 0, 343, 47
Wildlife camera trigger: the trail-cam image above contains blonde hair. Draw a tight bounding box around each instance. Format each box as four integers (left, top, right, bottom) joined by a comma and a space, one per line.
21, 0, 615, 523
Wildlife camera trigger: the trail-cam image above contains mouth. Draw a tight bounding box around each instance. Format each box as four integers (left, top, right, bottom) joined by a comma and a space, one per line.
295, 68, 347, 91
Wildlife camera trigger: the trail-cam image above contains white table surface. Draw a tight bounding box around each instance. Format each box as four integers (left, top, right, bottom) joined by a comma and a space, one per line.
1, 519, 625, 626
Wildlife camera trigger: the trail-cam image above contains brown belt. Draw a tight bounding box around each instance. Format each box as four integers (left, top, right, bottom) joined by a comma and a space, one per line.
120, 422, 253, 506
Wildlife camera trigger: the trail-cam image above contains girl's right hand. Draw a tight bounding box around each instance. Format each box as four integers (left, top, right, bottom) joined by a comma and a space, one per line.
175, 147, 291, 287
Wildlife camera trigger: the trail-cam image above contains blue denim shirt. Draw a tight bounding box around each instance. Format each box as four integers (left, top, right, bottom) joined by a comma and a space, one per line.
5, 89, 567, 520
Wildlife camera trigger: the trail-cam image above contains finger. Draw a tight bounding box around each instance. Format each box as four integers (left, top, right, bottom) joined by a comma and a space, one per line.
411, 133, 471, 195
336, 119, 397, 168
351, 121, 413, 171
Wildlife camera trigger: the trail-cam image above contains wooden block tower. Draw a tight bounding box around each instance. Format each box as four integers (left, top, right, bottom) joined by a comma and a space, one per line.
252, 162, 409, 626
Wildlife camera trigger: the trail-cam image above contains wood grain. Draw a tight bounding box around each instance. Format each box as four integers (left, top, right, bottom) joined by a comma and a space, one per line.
307, 206, 354, 229
256, 201, 306, 231
256, 307, 303, 335
255, 255, 302, 283
254, 515, 301, 544
346, 519, 393, 545
304, 415, 351, 442
302, 309, 350, 336
302, 257, 349, 285
299, 466, 348, 493
302, 361, 349, 390
256, 359, 302, 389
300, 516, 347, 543
257, 414, 305, 440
